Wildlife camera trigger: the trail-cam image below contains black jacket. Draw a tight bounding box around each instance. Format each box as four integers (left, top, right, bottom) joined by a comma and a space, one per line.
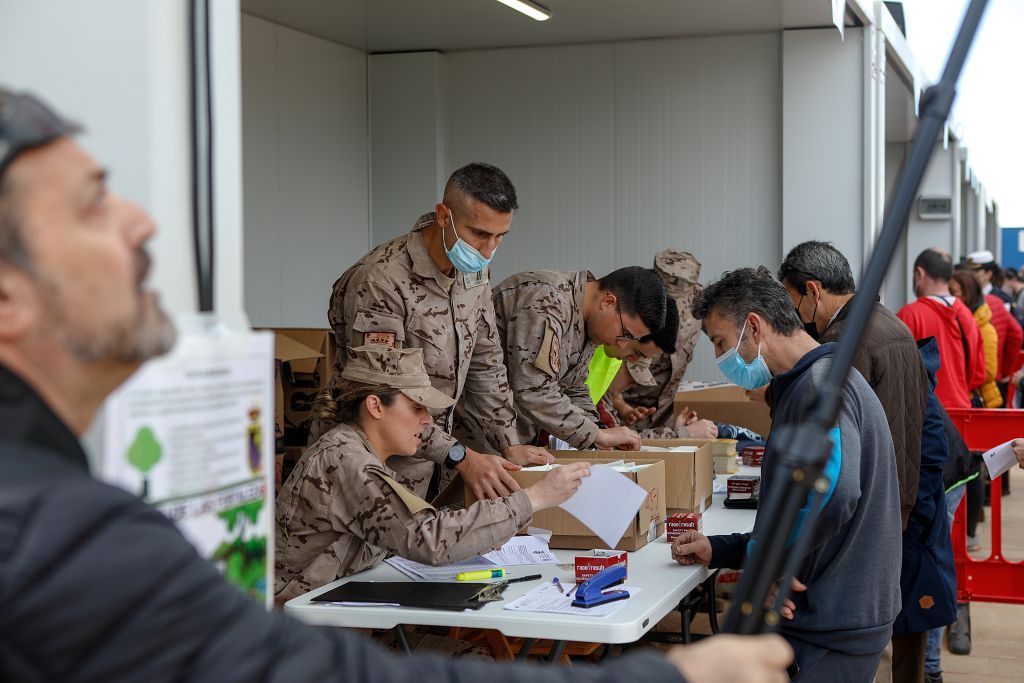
819, 297, 929, 528
0, 365, 683, 683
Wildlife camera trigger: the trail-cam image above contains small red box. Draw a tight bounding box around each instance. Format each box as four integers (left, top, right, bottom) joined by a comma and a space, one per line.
727, 474, 761, 500
573, 549, 628, 583
666, 512, 703, 541
741, 446, 765, 467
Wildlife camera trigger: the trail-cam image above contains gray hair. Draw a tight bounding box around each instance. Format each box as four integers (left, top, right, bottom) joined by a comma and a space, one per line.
692, 266, 802, 334
778, 241, 856, 296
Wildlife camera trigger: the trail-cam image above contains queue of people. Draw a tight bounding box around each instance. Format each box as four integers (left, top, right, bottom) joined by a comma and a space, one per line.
2, 87, 1020, 683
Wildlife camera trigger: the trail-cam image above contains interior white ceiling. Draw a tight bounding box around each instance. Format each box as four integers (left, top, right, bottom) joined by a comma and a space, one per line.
239, 0, 846, 53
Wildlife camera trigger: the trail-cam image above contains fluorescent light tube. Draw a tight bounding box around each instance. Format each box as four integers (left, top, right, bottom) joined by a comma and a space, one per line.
495, 0, 552, 22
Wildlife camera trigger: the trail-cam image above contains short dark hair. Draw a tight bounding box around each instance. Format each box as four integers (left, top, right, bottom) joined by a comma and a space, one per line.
692, 266, 802, 334
444, 162, 518, 214
1003, 268, 1019, 283
597, 266, 667, 338
643, 296, 678, 354
778, 241, 856, 295
914, 248, 953, 282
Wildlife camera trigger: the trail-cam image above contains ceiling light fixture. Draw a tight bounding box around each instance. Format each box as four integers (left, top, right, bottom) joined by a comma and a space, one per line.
495, 0, 552, 22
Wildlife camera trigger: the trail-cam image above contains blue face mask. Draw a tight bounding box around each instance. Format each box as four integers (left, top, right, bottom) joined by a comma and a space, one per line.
443, 210, 493, 274
715, 318, 772, 390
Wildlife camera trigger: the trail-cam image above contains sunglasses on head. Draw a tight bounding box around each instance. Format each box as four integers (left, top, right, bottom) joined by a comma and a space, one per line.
0, 91, 75, 181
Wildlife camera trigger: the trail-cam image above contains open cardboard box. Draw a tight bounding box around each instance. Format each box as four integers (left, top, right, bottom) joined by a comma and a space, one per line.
637, 439, 715, 513
469, 457, 667, 551
674, 383, 772, 436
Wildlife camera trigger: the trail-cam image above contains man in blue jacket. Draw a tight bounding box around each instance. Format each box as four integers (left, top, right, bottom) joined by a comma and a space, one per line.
672, 267, 902, 681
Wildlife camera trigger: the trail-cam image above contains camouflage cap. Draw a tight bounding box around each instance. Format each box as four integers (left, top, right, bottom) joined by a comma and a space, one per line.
341, 345, 455, 410
654, 249, 701, 285
625, 357, 658, 386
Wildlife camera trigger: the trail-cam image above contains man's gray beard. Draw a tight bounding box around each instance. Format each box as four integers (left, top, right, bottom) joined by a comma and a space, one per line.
68, 302, 178, 364
42, 277, 178, 364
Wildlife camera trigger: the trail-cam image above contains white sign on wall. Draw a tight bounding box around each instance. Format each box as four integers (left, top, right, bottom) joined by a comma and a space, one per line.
102, 319, 275, 607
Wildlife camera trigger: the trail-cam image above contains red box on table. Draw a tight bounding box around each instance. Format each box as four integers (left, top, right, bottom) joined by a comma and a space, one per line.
740, 446, 765, 467
727, 474, 761, 500
666, 512, 703, 541
573, 549, 628, 583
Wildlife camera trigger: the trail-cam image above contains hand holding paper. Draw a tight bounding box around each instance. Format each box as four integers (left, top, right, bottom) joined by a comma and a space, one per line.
982, 439, 1024, 479
559, 463, 649, 548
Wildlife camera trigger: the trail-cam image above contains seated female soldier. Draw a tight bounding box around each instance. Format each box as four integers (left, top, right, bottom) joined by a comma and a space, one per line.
275, 344, 588, 604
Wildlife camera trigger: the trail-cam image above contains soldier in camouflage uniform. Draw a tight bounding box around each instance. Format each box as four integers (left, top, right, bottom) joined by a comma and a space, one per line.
322, 163, 552, 502
492, 266, 670, 450
621, 249, 705, 431
275, 345, 588, 604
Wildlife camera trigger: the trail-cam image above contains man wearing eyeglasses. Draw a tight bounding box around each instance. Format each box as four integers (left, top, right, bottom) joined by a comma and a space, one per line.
492, 267, 671, 450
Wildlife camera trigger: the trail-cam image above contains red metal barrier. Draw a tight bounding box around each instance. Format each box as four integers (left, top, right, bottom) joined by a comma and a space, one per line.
945, 408, 1024, 605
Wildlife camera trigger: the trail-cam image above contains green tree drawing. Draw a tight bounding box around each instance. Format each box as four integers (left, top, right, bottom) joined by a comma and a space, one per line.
211, 499, 267, 602
126, 426, 162, 499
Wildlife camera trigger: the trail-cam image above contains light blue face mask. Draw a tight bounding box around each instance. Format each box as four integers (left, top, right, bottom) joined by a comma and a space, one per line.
715, 318, 772, 390
443, 210, 493, 274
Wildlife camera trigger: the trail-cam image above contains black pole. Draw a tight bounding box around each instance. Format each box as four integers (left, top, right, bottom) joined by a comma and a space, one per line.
189, 0, 216, 313
725, 0, 990, 635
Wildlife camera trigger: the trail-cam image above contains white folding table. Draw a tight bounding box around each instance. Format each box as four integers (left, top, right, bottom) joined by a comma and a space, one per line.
284, 474, 757, 648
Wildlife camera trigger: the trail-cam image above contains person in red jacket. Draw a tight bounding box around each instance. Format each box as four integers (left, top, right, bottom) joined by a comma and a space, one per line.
897, 249, 986, 410
965, 252, 1024, 383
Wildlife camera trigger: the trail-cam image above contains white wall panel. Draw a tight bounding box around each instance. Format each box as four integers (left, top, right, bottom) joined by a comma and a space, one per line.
440, 34, 781, 382
445, 44, 617, 282
241, 15, 369, 328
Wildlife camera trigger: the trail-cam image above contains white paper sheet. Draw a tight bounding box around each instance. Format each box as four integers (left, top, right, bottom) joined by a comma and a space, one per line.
503, 581, 641, 617
982, 439, 1021, 479
558, 463, 649, 548
385, 555, 497, 581
483, 535, 558, 565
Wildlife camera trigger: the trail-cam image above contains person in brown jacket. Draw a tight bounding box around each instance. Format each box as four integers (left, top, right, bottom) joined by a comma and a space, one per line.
778, 241, 930, 682
275, 345, 589, 604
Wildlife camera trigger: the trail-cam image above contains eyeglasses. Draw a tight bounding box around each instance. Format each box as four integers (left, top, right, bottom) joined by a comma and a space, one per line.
616, 304, 639, 343
0, 91, 74, 182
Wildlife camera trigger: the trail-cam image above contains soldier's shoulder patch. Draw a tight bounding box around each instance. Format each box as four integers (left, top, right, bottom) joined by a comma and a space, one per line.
369, 470, 435, 515
463, 267, 490, 289
534, 319, 560, 378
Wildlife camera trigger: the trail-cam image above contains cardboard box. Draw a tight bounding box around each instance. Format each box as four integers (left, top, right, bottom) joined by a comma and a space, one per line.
674, 383, 772, 436
666, 512, 703, 541
574, 549, 628, 583
637, 439, 715, 513
485, 456, 667, 551
264, 329, 338, 450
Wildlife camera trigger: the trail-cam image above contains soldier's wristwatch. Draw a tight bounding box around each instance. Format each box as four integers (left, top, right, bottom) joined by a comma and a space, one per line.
444, 443, 468, 469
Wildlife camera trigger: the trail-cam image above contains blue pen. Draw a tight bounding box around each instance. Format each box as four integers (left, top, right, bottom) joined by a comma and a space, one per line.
552, 577, 565, 594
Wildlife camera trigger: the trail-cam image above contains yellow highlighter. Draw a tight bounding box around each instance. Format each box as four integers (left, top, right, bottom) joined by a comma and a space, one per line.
455, 569, 505, 581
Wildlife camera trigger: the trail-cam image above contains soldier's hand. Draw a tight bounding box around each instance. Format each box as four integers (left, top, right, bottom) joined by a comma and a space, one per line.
1012, 438, 1024, 470
681, 418, 718, 440
621, 404, 656, 426
745, 386, 769, 405
525, 462, 590, 510
503, 444, 555, 466
594, 426, 642, 450
458, 449, 521, 500
667, 634, 792, 683
671, 530, 712, 566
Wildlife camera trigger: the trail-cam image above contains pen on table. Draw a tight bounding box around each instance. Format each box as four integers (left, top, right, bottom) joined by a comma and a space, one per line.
502, 573, 543, 585
456, 569, 505, 581
552, 576, 565, 594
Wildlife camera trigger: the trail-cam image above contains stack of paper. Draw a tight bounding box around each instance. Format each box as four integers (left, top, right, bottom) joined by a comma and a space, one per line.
384, 535, 559, 581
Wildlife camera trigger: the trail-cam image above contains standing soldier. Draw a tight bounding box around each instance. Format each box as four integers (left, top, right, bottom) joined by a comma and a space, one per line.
325, 163, 551, 501
492, 266, 670, 450
620, 249, 703, 431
